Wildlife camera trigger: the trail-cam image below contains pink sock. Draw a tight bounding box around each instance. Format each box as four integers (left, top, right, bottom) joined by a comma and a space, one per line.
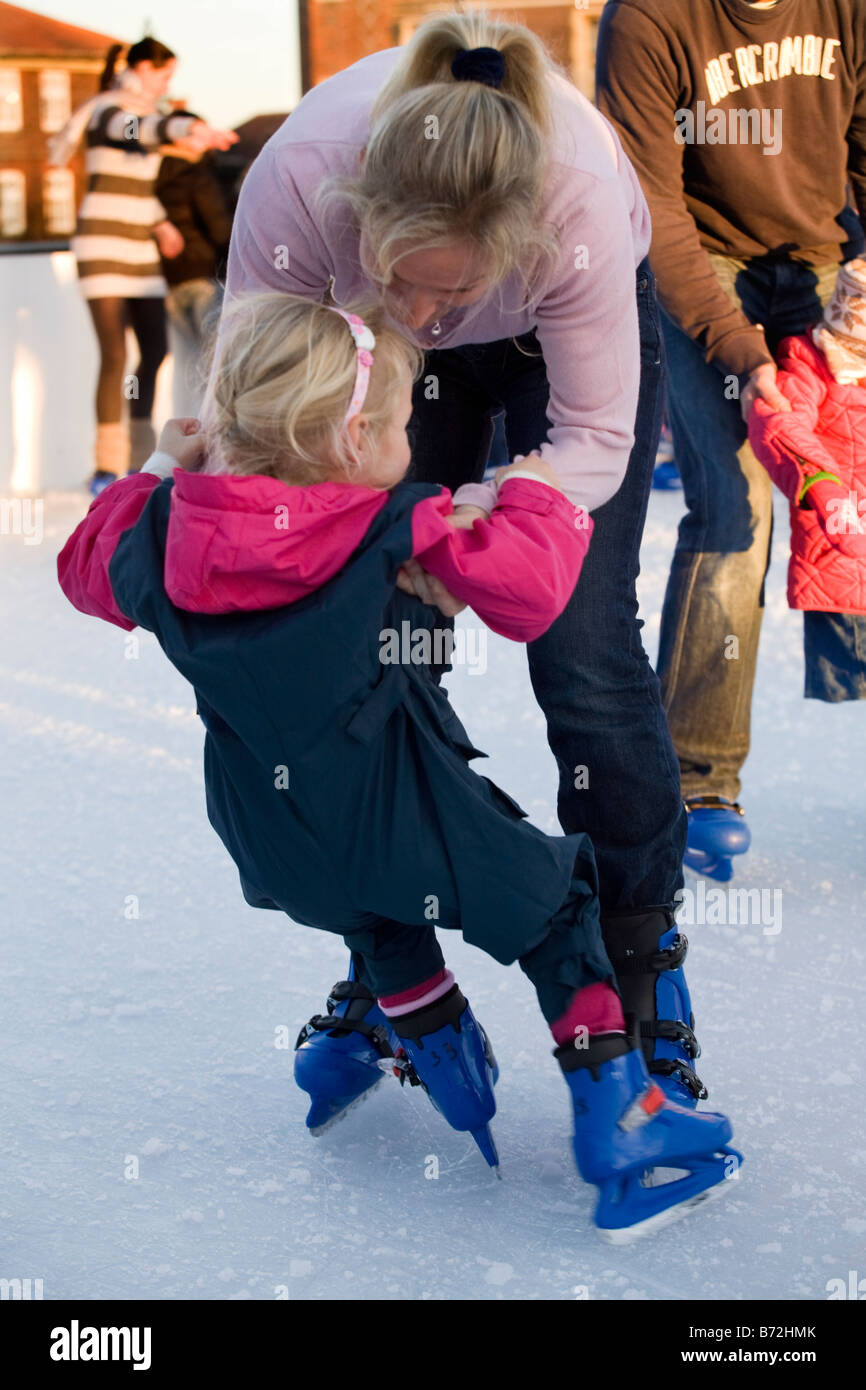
378, 968, 455, 1019
550, 982, 626, 1048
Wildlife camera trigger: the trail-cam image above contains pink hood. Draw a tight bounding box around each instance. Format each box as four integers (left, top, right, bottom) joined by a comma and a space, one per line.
164, 469, 391, 613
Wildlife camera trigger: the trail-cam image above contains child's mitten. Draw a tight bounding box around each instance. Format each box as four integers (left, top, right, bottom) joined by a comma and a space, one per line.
798, 472, 866, 559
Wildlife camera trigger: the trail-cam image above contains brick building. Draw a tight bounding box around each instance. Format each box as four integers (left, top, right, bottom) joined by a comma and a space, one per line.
301, 0, 605, 99
0, 2, 122, 245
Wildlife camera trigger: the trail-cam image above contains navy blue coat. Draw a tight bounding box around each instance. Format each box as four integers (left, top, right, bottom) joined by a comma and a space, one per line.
109, 477, 594, 964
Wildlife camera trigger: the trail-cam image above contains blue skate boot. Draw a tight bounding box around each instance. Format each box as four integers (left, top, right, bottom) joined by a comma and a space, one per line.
684, 795, 751, 881
391, 984, 500, 1172
601, 908, 707, 1108
557, 1033, 741, 1242
294, 960, 398, 1134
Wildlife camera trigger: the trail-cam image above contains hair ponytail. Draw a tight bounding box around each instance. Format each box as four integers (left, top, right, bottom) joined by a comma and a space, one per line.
317, 11, 562, 301
99, 43, 125, 91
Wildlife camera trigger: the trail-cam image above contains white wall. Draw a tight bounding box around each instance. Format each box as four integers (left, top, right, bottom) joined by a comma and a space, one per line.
1, 251, 174, 495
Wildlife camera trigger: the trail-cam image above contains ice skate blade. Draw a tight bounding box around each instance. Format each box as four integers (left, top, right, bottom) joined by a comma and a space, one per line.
593, 1147, 742, 1243
471, 1123, 500, 1171
683, 849, 735, 882
595, 1170, 731, 1244
306, 1076, 383, 1136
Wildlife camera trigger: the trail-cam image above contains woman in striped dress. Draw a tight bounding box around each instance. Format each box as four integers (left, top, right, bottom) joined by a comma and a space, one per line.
48, 37, 237, 492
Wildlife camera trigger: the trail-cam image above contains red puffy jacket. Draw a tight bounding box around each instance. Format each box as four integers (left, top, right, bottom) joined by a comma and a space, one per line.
748, 333, 866, 614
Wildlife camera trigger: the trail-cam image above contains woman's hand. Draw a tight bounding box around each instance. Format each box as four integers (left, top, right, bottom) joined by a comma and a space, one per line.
158, 417, 205, 470
154, 220, 184, 259
495, 452, 564, 493
396, 559, 467, 616
447, 504, 489, 529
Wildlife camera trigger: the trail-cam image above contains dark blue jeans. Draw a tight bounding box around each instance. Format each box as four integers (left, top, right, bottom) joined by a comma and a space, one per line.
406, 259, 686, 910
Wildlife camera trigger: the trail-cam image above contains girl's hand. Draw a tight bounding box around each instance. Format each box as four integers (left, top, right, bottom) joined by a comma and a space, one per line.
396, 559, 467, 616
154, 220, 184, 259
158, 417, 205, 470
495, 452, 564, 494
180, 121, 240, 155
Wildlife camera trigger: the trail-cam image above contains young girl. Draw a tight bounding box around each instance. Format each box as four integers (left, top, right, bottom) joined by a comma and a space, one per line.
749, 258, 866, 701
58, 292, 738, 1242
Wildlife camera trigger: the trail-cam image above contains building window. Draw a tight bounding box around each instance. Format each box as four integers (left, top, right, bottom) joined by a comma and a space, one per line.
39, 70, 71, 132
0, 70, 23, 132
0, 169, 26, 236
43, 167, 76, 235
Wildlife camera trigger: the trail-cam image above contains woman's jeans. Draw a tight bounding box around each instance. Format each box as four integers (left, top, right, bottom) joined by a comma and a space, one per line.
407, 258, 686, 912
659, 254, 866, 803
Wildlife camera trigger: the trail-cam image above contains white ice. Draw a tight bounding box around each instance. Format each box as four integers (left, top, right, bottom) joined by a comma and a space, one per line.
2, 485, 864, 1301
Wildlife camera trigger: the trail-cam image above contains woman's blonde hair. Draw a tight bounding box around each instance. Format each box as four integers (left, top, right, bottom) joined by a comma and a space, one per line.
199, 292, 422, 483
317, 10, 563, 305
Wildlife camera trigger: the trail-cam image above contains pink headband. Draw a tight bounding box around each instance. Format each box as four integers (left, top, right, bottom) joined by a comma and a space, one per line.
329, 307, 376, 423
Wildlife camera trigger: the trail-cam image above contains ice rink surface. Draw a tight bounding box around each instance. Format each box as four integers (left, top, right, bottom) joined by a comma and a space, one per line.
2, 484, 864, 1300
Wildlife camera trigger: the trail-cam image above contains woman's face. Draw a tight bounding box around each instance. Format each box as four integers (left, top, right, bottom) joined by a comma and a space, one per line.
380, 242, 491, 331
133, 59, 177, 100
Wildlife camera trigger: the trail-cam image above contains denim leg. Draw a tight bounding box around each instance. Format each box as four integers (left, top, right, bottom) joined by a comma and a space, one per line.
803, 611, 866, 701
523, 264, 687, 909
658, 257, 842, 799
657, 311, 773, 802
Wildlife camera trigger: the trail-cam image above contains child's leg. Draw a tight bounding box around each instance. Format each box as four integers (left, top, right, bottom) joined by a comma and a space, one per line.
516, 865, 626, 1045
803, 611, 866, 702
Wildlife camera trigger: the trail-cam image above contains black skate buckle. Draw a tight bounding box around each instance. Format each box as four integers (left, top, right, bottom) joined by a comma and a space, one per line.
643, 1017, 702, 1060
294, 1013, 394, 1058
325, 979, 374, 1013
684, 794, 745, 815
392, 1047, 424, 1089
650, 1057, 708, 1101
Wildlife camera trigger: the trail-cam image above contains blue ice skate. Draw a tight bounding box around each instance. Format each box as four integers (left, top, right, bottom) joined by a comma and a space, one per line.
294, 962, 398, 1134
392, 987, 500, 1172
601, 908, 707, 1108
560, 1039, 741, 1243
684, 795, 751, 881
88, 470, 119, 497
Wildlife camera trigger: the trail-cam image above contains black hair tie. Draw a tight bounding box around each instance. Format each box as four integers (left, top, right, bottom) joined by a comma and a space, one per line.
451, 46, 506, 89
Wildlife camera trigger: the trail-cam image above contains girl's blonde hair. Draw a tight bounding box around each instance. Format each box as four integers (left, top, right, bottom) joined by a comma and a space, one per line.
317, 10, 563, 305
199, 292, 422, 483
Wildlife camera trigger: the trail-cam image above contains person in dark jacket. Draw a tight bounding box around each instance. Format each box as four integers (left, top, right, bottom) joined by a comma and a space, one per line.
57, 290, 738, 1240
156, 144, 233, 415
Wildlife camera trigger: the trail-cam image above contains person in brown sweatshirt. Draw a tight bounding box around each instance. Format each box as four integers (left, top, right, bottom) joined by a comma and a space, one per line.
596, 0, 866, 877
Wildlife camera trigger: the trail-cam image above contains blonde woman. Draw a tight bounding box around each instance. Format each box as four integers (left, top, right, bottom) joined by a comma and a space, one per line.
225, 14, 707, 1116
58, 293, 737, 1238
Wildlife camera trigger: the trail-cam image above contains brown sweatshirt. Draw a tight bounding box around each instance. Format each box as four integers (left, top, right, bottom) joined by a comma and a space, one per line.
595, 0, 866, 378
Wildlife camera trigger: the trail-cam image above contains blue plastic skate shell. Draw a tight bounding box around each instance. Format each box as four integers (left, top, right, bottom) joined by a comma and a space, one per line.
294, 963, 398, 1134
684, 796, 751, 882
565, 1047, 741, 1242
395, 1002, 500, 1172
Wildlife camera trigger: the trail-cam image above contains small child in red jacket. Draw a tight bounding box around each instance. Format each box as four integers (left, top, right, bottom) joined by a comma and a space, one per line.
748, 257, 866, 702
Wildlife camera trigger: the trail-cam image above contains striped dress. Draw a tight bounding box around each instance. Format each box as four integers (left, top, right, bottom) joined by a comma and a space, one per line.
72, 105, 195, 300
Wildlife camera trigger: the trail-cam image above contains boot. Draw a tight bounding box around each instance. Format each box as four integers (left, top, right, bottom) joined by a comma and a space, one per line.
392, 984, 500, 1171
294, 964, 398, 1134
557, 1033, 740, 1242
684, 795, 751, 881
88, 421, 129, 495
601, 907, 707, 1107
128, 417, 157, 474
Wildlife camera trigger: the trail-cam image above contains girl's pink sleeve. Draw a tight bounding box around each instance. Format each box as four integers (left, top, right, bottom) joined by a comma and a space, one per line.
411, 479, 593, 642
57, 474, 161, 629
